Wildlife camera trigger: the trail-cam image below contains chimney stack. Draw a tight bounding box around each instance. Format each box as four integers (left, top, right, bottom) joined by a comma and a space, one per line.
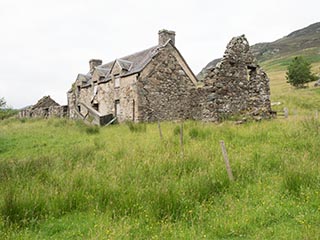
89, 59, 102, 73
158, 29, 175, 46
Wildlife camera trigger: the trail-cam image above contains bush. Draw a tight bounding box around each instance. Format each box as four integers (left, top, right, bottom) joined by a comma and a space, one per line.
286, 56, 317, 88
0, 109, 18, 120
0, 97, 18, 120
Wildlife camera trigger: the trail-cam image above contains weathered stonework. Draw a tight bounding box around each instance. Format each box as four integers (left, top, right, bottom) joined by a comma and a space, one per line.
19, 96, 68, 118
67, 31, 272, 125
201, 35, 271, 120
137, 44, 196, 121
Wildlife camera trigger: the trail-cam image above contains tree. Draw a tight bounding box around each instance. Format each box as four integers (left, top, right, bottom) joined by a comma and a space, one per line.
286, 56, 317, 88
0, 97, 17, 120
0, 97, 6, 109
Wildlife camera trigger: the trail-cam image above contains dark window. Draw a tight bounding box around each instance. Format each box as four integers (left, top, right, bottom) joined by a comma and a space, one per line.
92, 103, 99, 111
44, 108, 49, 117
115, 100, 120, 116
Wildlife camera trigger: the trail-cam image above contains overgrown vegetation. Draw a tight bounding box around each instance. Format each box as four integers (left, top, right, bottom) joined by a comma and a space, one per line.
0, 114, 319, 239
0, 109, 18, 120
0, 97, 18, 120
286, 56, 317, 88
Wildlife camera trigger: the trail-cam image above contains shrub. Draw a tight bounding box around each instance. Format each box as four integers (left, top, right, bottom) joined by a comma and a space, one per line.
286, 56, 317, 88
0, 109, 18, 120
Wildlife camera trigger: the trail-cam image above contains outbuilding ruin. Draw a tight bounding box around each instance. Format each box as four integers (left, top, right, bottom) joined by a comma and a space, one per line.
19, 96, 67, 118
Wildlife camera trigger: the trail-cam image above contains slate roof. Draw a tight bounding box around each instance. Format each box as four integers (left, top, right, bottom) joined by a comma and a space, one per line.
94, 67, 109, 76
76, 45, 160, 88
116, 59, 133, 71
77, 73, 92, 83
101, 45, 159, 80
76, 39, 197, 88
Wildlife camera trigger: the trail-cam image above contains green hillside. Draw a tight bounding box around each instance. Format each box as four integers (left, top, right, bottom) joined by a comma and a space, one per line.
251, 22, 320, 63
198, 22, 320, 84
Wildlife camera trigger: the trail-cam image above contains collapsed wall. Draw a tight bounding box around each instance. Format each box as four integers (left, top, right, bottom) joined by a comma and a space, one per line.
199, 35, 271, 120
19, 96, 68, 118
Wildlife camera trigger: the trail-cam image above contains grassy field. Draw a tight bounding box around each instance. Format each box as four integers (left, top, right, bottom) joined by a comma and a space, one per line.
1, 118, 320, 238
1, 62, 320, 239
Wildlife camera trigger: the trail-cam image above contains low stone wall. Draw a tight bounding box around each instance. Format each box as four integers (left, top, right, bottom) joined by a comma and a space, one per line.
19, 105, 68, 118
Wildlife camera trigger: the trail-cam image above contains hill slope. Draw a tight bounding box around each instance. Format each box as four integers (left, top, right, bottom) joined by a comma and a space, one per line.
198, 22, 320, 80
251, 22, 320, 62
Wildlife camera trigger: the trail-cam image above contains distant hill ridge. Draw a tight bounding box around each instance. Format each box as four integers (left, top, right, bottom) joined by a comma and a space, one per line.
198, 22, 320, 80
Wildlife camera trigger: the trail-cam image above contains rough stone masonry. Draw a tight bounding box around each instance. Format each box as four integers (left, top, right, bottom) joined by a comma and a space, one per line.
196, 34, 271, 121
21, 31, 271, 124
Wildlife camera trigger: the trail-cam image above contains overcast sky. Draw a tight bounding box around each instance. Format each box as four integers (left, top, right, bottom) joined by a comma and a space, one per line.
0, 0, 319, 108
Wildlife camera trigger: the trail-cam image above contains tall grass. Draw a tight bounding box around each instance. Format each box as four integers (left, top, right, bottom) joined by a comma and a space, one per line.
0, 115, 320, 238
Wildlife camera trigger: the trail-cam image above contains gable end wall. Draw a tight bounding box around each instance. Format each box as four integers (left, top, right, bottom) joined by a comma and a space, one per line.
137, 44, 198, 122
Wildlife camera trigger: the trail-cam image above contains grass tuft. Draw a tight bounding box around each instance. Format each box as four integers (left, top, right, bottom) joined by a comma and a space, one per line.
188, 127, 211, 140
85, 125, 100, 134
126, 121, 147, 133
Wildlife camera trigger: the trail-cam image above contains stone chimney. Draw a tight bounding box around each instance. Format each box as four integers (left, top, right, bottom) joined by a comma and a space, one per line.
158, 29, 175, 46
89, 59, 102, 73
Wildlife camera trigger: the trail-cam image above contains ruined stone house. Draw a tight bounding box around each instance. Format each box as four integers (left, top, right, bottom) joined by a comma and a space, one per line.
196, 35, 272, 121
19, 96, 67, 118
68, 30, 271, 124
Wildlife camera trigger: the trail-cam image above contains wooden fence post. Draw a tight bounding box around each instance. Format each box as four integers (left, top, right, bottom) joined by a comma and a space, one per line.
157, 120, 163, 140
219, 140, 234, 181
180, 122, 184, 158
284, 107, 289, 118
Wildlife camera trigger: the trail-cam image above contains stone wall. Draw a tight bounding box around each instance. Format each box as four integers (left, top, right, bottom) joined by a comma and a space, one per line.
96, 74, 138, 122
201, 35, 271, 120
67, 34, 271, 125
19, 105, 68, 118
77, 86, 93, 116
67, 90, 77, 118
68, 73, 139, 123
137, 44, 197, 122
19, 96, 68, 119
